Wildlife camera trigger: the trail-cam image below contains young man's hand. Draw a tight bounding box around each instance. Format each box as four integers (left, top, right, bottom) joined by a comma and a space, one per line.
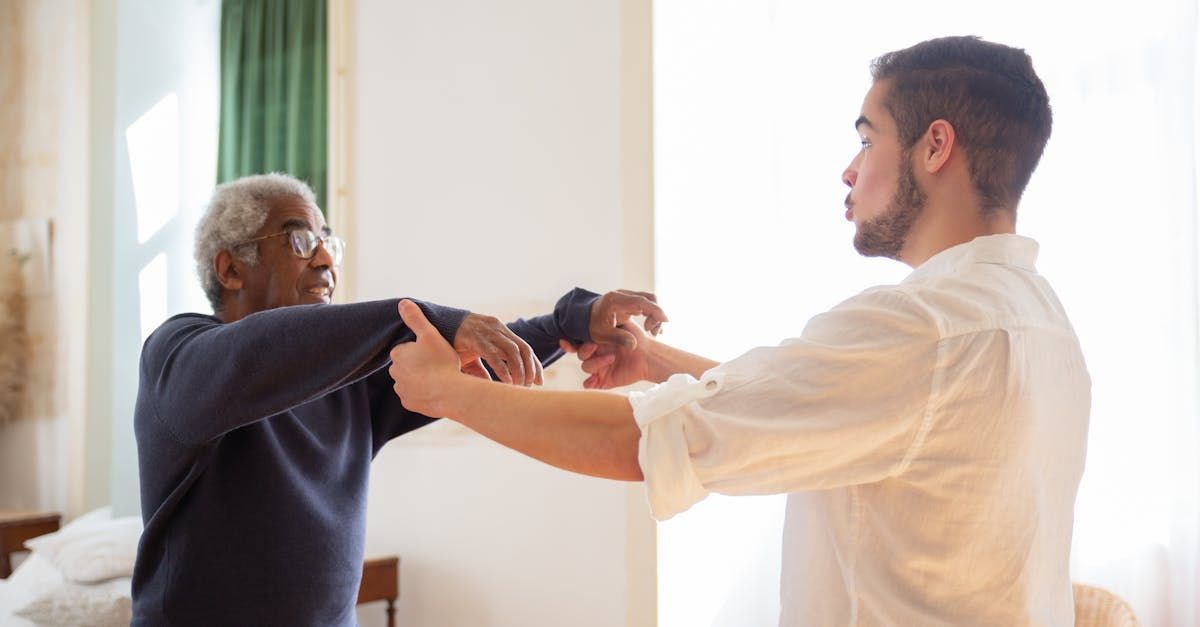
391, 300, 473, 417
560, 323, 652, 389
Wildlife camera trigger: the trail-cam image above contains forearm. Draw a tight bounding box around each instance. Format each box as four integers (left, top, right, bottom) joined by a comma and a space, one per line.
445, 377, 643, 481
646, 340, 719, 382
148, 299, 466, 444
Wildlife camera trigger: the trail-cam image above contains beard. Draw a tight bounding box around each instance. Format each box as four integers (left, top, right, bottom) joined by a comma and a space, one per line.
852, 153, 927, 260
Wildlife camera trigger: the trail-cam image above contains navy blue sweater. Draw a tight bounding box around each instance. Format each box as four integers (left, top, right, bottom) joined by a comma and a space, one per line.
131, 290, 597, 626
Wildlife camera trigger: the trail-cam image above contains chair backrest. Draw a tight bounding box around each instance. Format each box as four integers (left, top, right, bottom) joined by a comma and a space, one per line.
1073, 582, 1139, 627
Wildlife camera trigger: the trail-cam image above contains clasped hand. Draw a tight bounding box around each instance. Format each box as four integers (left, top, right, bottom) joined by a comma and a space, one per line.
388, 291, 667, 417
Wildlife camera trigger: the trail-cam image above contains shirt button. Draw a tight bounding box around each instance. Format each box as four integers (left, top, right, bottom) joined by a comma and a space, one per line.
705, 380, 718, 391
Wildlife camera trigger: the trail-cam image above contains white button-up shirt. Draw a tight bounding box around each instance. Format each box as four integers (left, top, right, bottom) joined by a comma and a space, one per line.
630, 234, 1090, 626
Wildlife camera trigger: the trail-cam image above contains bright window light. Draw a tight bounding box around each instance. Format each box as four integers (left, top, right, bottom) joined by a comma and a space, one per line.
138, 253, 168, 344
654, 1, 1197, 625
126, 92, 181, 244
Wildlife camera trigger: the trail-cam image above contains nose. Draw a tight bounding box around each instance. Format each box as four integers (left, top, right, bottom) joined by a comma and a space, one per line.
842, 162, 857, 188
310, 238, 335, 269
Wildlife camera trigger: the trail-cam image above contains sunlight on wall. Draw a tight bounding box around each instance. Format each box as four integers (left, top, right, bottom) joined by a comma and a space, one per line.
138, 253, 168, 343
126, 92, 180, 245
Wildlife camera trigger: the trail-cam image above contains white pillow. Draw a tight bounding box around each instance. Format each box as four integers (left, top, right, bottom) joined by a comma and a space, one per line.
6, 548, 132, 627
11, 572, 131, 627
56, 507, 113, 531
5, 552, 62, 595
24, 510, 142, 584
0, 556, 50, 627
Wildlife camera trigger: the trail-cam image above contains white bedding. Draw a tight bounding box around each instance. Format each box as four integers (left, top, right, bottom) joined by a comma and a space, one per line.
0, 508, 136, 627
0, 577, 38, 627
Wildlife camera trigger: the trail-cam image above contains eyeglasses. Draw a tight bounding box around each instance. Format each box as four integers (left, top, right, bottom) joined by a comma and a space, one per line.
235, 228, 345, 266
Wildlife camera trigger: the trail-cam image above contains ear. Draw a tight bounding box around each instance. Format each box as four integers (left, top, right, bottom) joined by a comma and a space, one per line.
214, 249, 244, 291
920, 119, 956, 174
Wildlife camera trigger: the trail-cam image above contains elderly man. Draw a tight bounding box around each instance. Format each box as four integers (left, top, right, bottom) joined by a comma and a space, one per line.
390, 36, 1091, 625
131, 173, 665, 625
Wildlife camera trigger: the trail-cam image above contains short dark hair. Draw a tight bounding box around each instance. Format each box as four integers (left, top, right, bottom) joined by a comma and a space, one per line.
871, 36, 1052, 212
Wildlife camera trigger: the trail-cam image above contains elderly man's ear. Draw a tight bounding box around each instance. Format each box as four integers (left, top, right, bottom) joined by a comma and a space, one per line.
214, 250, 245, 291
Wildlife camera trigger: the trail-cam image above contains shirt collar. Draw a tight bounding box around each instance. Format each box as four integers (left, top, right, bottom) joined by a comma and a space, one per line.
903, 234, 1040, 283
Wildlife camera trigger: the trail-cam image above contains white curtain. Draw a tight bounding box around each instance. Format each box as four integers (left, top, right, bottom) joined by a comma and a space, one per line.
653, 1, 1200, 625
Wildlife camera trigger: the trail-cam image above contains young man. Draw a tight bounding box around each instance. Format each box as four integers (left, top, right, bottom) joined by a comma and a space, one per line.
131, 173, 666, 625
389, 36, 1091, 625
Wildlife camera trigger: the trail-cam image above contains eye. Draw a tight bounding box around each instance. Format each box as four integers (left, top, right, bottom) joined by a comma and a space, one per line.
859, 137, 872, 149
289, 229, 318, 256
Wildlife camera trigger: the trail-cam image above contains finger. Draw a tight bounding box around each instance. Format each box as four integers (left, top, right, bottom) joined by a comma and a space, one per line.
559, 339, 578, 354
580, 354, 615, 374
617, 289, 658, 303
398, 300, 440, 339
500, 339, 528, 386
463, 358, 490, 380
613, 291, 669, 325
644, 317, 664, 337
619, 297, 669, 327
484, 346, 514, 384
497, 327, 538, 387
576, 343, 599, 360
501, 336, 530, 384
593, 325, 638, 349
521, 341, 539, 387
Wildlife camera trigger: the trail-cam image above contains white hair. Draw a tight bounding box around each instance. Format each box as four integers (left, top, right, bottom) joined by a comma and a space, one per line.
194, 173, 317, 312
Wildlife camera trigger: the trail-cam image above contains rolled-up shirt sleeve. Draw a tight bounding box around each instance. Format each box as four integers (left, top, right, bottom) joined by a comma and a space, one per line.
629, 286, 941, 520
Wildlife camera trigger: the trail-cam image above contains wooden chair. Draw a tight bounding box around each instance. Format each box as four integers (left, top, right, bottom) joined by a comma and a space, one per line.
1073, 582, 1139, 627
0, 511, 61, 578
358, 556, 400, 627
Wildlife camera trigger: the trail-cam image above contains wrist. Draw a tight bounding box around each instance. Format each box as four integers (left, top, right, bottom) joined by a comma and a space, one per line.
445, 372, 511, 425
438, 372, 479, 419
644, 338, 716, 381
643, 339, 673, 383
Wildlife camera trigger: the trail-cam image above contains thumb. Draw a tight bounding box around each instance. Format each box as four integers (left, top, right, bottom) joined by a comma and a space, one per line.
594, 326, 637, 350
398, 299, 438, 339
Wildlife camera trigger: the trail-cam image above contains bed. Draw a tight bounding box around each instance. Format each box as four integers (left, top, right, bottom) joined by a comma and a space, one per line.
1, 509, 399, 625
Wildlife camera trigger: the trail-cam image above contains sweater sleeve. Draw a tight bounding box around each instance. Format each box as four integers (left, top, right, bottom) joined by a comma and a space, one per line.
139, 299, 467, 446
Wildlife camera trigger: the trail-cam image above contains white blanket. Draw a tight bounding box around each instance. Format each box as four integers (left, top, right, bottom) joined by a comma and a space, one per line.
0, 507, 137, 626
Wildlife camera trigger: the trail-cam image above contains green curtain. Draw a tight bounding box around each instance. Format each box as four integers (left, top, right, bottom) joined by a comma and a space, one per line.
217, 0, 328, 210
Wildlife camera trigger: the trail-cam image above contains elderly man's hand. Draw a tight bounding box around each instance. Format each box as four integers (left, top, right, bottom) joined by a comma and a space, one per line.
452, 312, 542, 386
589, 290, 668, 349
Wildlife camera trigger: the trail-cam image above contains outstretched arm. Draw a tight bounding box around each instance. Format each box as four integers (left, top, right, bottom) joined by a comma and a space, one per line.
389, 300, 644, 480
142, 299, 467, 445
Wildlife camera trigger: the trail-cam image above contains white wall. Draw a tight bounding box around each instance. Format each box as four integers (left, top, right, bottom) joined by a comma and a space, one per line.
100, 0, 220, 517
352, 1, 654, 625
